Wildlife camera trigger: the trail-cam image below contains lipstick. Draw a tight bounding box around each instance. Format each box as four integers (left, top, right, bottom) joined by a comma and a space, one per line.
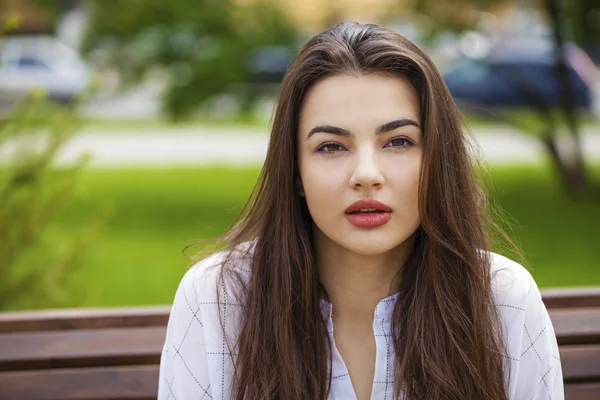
344, 200, 392, 228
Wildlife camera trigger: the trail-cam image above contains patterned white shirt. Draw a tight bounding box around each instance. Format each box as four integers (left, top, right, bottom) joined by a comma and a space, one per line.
158, 245, 564, 399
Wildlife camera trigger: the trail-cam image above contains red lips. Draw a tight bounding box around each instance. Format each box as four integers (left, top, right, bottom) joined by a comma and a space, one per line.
344, 200, 393, 228
345, 200, 392, 214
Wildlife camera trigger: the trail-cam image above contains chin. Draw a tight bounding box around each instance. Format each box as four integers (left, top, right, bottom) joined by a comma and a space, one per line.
342, 236, 404, 257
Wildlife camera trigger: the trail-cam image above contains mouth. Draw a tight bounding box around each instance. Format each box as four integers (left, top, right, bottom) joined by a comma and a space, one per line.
345, 199, 392, 214
344, 200, 393, 227
346, 208, 388, 214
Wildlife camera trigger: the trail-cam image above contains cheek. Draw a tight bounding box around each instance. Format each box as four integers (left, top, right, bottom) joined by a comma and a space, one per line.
405, 165, 421, 199
299, 160, 346, 218
299, 149, 345, 191
303, 167, 343, 202
385, 157, 421, 210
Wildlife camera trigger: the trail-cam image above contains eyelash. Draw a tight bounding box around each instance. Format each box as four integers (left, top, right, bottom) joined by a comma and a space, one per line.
316, 137, 414, 154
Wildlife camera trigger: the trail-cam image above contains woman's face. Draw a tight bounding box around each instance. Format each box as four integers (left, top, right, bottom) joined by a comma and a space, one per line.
297, 73, 422, 256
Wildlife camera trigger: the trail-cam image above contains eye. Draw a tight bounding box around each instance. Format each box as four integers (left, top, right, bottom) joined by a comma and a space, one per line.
317, 142, 346, 154
385, 137, 413, 148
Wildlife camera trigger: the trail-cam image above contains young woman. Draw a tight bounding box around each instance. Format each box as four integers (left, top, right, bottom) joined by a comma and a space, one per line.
158, 22, 563, 400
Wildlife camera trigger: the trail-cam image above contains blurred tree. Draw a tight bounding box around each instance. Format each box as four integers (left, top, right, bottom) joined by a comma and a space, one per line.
405, 0, 598, 195
31, 0, 69, 22
409, 0, 600, 49
410, 0, 496, 37
553, 0, 600, 51
544, 0, 589, 193
0, 93, 110, 311
75, 0, 298, 119
0, 13, 108, 310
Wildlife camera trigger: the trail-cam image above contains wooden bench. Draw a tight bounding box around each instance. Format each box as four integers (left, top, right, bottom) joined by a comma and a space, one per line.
0, 288, 598, 400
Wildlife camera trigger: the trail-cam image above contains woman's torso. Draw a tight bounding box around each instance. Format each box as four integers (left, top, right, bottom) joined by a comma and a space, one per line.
158, 246, 564, 399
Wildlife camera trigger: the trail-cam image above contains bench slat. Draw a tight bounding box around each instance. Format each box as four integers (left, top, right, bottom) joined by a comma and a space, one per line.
565, 382, 600, 400
0, 309, 599, 370
0, 365, 158, 400
0, 287, 597, 333
550, 308, 600, 345
0, 306, 170, 333
561, 345, 600, 382
541, 287, 600, 309
0, 314, 597, 398
0, 327, 166, 371
0, 364, 597, 400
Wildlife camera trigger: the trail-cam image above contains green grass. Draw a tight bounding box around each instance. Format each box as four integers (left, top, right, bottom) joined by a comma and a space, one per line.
37, 164, 600, 309
52, 167, 261, 308
485, 165, 600, 288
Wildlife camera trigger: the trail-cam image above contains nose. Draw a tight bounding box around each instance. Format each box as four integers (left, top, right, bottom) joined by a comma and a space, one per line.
349, 147, 385, 189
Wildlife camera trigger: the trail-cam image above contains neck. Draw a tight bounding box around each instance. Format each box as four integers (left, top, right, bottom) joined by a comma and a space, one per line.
315, 228, 413, 323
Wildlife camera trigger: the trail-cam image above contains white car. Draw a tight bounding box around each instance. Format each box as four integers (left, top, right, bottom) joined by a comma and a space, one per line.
0, 35, 92, 103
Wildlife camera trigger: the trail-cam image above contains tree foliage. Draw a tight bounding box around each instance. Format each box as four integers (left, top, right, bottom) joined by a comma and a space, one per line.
0, 94, 110, 310
406, 0, 598, 195
553, 0, 600, 48
409, 0, 600, 48
81, 0, 299, 119
0, 6, 106, 311
410, 0, 496, 37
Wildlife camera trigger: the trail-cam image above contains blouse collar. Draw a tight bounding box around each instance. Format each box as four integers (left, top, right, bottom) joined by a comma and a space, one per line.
319, 292, 400, 324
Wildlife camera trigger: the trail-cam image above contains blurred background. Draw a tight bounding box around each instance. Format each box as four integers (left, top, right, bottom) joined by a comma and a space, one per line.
0, 0, 598, 311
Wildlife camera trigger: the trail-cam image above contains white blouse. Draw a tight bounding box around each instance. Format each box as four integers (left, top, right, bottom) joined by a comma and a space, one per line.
158, 245, 564, 399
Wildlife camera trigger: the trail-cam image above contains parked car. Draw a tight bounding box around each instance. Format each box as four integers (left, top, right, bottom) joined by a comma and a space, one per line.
444, 37, 596, 111
0, 35, 92, 103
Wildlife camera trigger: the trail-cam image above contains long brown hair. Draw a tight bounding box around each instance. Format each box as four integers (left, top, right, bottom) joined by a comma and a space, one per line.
197, 22, 510, 399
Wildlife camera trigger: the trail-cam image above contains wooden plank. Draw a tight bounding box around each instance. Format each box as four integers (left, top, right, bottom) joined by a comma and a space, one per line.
0, 327, 166, 371
0, 286, 597, 333
565, 382, 600, 400
0, 365, 159, 400
560, 344, 600, 382
0, 366, 597, 400
0, 306, 170, 333
549, 308, 600, 345
542, 287, 600, 309
0, 307, 598, 350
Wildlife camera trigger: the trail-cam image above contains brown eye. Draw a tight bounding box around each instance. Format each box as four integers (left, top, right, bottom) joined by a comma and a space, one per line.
317, 143, 346, 153
385, 137, 412, 148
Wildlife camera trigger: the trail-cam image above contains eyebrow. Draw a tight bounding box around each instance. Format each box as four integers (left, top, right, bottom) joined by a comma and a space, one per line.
306, 118, 420, 140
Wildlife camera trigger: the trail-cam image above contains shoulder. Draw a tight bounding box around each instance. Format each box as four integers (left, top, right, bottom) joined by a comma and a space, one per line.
488, 251, 536, 311
486, 253, 564, 398
487, 251, 551, 341
178, 240, 256, 305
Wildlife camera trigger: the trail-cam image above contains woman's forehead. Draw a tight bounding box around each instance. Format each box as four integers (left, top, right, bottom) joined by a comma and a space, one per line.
298, 73, 421, 133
